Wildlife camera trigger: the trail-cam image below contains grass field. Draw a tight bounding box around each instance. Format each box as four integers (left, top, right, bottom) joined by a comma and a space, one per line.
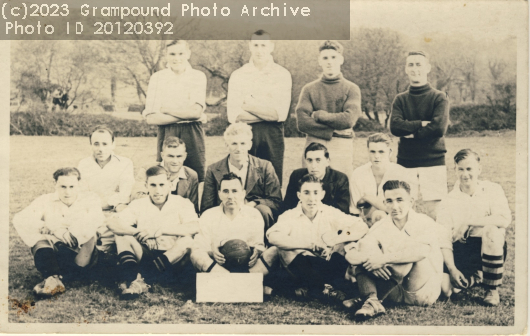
8, 133, 516, 325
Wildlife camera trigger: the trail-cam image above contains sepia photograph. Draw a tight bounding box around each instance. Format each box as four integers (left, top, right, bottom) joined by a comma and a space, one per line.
1, 0, 527, 334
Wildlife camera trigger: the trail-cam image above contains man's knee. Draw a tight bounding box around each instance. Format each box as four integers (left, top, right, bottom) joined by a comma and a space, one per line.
190, 249, 214, 273
261, 246, 279, 265
482, 226, 506, 253
31, 239, 56, 256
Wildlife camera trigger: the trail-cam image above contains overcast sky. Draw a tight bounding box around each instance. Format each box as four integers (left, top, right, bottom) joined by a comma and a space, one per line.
350, 0, 526, 40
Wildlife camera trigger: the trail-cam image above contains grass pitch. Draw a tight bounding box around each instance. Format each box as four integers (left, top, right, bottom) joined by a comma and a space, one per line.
8, 133, 515, 325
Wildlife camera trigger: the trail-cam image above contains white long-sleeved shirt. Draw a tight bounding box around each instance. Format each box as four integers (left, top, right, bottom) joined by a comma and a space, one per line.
267, 203, 368, 266
349, 162, 418, 215
117, 194, 198, 250
361, 210, 444, 274
142, 64, 207, 123
227, 57, 292, 123
194, 205, 265, 254
13, 192, 104, 248
78, 154, 135, 207
436, 180, 512, 250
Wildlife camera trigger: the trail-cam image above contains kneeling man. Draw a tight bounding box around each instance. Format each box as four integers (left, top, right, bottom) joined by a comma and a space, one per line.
268, 174, 368, 301
346, 180, 444, 319
191, 173, 278, 282
108, 166, 199, 299
437, 149, 511, 306
13, 168, 103, 297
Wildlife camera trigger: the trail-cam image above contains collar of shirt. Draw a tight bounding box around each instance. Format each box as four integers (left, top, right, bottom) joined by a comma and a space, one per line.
293, 202, 324, 221
166, 62, 192, 77
228, 155, 249, 177
160, 161, 187, 191
245, 56, 276, 75
450, 180, 486, 199
91, 153, 119, 168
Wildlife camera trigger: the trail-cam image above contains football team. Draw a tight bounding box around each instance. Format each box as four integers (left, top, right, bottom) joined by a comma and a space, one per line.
12, 33, 512, 319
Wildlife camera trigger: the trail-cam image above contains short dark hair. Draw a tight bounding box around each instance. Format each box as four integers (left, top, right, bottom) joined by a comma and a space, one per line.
53, 167, 81, 181
145, 166, 168, 181
219, 172, 243, 190
319, 40, 343, 54
454, 149, 480, 164
162, 136, 186, 152
166, 39, 189, 49
90, 127, 114, 144
408, 51, 428, 58
297, 174, 323, 192
382, 180, 411, 195
304, 142, 329, 159
251, 29, 271, 40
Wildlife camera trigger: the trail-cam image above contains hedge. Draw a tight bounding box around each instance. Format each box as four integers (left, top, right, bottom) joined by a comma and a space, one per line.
10, 103, 516, 137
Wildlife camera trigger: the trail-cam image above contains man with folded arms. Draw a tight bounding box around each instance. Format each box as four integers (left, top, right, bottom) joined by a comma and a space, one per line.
296, 40, 362, 178
268, 174, 368, 302
107, 166, 199, 299
227, 29, 292, 185
13, 167, 103, 297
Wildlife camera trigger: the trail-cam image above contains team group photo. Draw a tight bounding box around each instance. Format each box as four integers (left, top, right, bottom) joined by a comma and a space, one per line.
5, 0, 525, 330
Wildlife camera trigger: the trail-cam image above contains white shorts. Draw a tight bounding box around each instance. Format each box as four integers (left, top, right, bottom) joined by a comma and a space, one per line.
387, 272, 442, 306
408, 166, 447, 201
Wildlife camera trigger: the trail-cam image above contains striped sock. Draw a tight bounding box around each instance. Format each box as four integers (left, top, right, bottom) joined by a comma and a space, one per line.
152, 254, 172, 274
118, 251, 138, 283
482, 253, 503, 289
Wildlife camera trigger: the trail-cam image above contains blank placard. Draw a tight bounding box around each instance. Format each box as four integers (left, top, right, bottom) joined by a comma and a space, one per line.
196, 273, 263, 303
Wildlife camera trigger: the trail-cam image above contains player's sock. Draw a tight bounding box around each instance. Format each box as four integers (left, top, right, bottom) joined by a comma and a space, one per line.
152, 254, 172, 274
482, 253, 503, 289
34, 247, 61, 279
357, 271, 398, 301
118, 251, 139, 284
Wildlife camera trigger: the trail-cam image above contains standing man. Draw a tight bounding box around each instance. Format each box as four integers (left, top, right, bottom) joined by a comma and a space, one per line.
130, 136, 199, 213
295, 40, 362, 179
13, 168, 103, 297
390, 51, 450, 219
191, 173, 278, 280
201, 122, 282, 232
437, 149, 511, 306
107, 166, 199, 299
346, 180, 444, 319
283, 142, 350, 214
143, 40, 208, 182
227, 30, 292, 185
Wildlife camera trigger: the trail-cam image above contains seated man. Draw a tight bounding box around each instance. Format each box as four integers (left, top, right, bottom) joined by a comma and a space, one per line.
437, 149, 511, 306
283, 142, 350, 214
131, 136, 199, 213
201, 122, 281, 231
107, 166, 199, 299
345, 180, 444, 319
78, 127, 135, 251
267, 174, 368, 302
191, 173, 278, 292
350, 133, 417, 225
13, 168, 103, 297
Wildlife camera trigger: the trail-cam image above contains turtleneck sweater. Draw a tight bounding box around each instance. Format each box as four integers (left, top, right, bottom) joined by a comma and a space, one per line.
295, 73, 362, 140
390, 83, 450, 168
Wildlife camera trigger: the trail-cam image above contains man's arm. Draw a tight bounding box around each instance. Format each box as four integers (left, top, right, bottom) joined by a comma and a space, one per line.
187, 171, 200, 214
236, 111, 263, 123
441, 248, 468, 288
162, 71, 207, 121
295, 86, 334, 140
266, 216, 313, 250
312, 85, 361, 130
333, 174, 351, 214
161, 198, 200, 237
161, 103, 203, 121
227, 70, 252, 124
468, 183, 512, 229
415, 94, 449, 139
249, 161, 282, 213
12, 196, 47, 248
145, 113, 182, 126
389, 97, 422, 137
200, 167, 219, 214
